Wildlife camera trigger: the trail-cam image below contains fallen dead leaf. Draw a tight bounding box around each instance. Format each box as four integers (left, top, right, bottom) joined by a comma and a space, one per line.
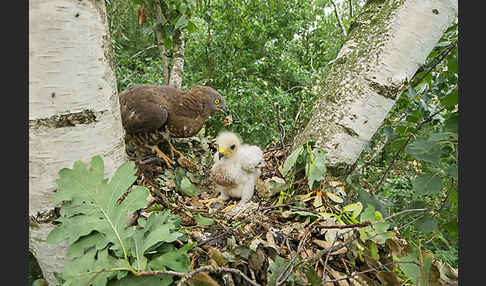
312, 239, 348, 255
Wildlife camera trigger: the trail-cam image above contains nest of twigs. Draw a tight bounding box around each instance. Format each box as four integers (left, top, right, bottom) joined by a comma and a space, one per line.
122, 136, 458, 286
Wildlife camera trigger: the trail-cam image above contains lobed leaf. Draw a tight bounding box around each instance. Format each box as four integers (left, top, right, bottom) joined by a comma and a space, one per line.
148, 242, 195, 273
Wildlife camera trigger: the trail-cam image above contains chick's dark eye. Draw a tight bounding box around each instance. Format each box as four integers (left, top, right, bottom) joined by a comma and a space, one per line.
230, 144, 236, 150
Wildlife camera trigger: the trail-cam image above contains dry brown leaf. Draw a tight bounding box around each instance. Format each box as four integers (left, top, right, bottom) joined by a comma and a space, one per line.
278, 165, 284, 176
190, 272, 221, 286
265, 230, 279, 251
348, 275, 376, 286
326, 267, 349, 286
136, 8, 147, 26
166, 179, 176, 189
208, 247, 228, 267
325, 191, 344, 203
312, 239, 348, 255
146, 192, 156, 203
376, 271, 402, 285
385, 237, 405, 258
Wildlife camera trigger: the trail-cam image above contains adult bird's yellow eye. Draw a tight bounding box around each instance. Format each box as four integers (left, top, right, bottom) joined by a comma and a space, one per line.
214, 99, 220, 104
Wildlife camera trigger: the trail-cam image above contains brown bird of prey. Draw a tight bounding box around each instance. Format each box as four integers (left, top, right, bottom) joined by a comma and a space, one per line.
119, 84, 228, 168
210, 131, 264, 204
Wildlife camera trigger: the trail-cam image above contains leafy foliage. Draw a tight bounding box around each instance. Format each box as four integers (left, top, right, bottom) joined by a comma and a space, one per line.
47, 156, 192, 285
355, 21, 459, 269
106, 0, 350, 146
280, 142, 327, 204
359, 205, 394, 245
103, 0, 458, 282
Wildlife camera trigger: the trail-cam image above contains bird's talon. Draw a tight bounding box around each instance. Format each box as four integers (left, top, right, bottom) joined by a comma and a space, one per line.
222, 204, 237, 213
200, 198, 225, 209
151, 145, 174, 168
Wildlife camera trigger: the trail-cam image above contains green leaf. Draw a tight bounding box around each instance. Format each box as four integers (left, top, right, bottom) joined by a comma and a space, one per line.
399, 252, 421, 285
369, 241, 379, 260
186, 20, 197, 32
62, 248, 130, 286
406, 137, 441, 165
305, 266, 322, 286
293, 210, 318, 218
409, 200, 426, 210
131, 211, 184, 259
407, 86, 417, 100
267, 256, 296, 286
306, 148, 327, 190
46, 156, 159, 284
413, 173, 443, 195
179, 176, 200, 197
428, 132, 457, 142
174, 15, 188, 30
283, 146, 304, 176
447, 51, 458, 74
399, 249, 434, 286
66, 232, 106, 259
414, 214, 438, 234
447, 164, 458, 180
194, 214, 214, 226
48, 158, 148, 254
443, 112, 458, 133
343, 202, 363, 218
440, 87, 458, 109
357, 188, 387, 215
359, 205, 393, 244
108, 274, 172, 286
325, 191, 343, 203
148, 243, 195, 273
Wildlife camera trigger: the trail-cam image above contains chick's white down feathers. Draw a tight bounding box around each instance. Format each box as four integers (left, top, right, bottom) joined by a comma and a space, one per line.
210, 131, 264, 204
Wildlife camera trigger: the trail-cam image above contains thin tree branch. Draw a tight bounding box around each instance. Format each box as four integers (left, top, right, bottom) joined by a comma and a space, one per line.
329, 0, 347, 37
348, 0, 353, 19
412, 41, 457, 87
275, 102, 286, 148
275, 222, 320, 286
327, 260, 421, 283
294, 102, 304, 126
129, 45, 158, 59
322, 229, 342, 285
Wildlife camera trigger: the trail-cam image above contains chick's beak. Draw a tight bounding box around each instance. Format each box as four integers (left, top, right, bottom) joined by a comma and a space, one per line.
218, 147, 231, 159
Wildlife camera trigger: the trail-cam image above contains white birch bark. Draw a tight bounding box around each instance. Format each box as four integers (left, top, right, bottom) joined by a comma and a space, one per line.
293, 0, 458, 174
29, 0, 126, 284
169, 29, 185, 89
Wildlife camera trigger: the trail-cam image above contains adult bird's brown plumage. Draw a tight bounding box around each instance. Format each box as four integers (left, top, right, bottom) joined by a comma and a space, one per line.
119, 84, 228, 168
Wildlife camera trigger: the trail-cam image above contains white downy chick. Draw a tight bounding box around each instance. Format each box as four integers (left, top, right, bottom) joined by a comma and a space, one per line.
210, 131, 264, 204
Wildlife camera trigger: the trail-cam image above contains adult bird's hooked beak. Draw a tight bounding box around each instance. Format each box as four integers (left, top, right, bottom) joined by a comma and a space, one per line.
219, 103, 230, 114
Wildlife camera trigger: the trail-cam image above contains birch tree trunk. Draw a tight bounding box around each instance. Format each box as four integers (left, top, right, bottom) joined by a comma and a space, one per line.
292, 0, 458, 175
29, 0, 126, 284
169, 29, 186, 89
